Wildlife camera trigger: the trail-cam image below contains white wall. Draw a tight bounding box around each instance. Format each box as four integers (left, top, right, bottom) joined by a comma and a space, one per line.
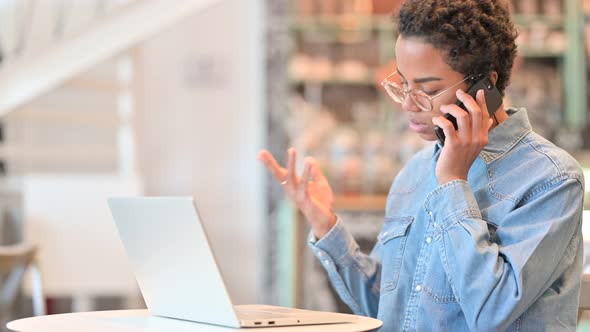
135, 0, 266, 304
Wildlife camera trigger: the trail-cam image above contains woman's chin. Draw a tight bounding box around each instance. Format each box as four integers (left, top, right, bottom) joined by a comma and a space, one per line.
417, 131, 438, 141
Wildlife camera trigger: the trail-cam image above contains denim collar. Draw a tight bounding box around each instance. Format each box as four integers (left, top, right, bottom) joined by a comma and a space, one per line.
433, 108, 532, 163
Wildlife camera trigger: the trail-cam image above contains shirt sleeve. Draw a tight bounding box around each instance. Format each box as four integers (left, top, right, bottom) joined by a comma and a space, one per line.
307, 216, 381, 317
423, 178, 584, 332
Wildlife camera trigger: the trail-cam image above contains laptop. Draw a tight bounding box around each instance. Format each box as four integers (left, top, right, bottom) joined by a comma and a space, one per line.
107, 197, 358, 328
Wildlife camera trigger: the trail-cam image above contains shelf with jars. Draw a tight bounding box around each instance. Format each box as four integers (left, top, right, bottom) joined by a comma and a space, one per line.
507, 0, 585, 150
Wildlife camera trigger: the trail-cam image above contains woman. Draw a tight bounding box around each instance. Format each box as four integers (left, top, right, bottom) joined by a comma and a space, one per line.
258, 1, 584, 330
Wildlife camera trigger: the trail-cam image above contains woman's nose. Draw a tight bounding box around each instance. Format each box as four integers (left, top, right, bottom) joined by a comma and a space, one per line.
402, 94, 421, 113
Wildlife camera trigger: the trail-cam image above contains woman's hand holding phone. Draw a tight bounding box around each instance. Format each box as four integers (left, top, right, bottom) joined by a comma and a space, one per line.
432, 89, 494, 185
258, 148, 336, 239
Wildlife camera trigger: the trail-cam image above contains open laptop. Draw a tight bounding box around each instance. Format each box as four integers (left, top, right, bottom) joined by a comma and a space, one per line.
107, 197, 358, 328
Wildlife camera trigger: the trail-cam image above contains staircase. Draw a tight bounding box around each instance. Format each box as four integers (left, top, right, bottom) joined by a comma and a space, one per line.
0, 0, 219, 115
0, 0, 222, 314
0, 0, 219, 174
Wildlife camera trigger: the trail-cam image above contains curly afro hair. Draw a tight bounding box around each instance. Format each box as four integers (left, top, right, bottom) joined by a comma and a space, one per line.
396, 0, 518, 96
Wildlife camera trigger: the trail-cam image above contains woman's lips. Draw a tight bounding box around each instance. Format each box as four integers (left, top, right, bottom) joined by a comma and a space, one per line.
408, 119, 430, 133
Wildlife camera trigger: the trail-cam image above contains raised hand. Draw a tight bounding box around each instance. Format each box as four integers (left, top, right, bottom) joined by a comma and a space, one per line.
258, 148, 336, 239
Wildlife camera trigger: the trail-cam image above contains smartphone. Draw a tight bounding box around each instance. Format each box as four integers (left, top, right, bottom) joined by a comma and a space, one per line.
434, 75, 503, 145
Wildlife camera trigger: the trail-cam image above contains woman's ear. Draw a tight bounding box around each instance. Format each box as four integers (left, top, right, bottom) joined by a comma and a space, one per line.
490, 71, 499, 86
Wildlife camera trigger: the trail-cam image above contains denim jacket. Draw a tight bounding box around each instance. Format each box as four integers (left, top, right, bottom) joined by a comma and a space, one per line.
309, 108, 585, 331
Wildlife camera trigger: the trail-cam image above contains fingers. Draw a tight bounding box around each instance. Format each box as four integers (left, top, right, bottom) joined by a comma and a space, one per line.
258, 149, 324, 195
467, 90, 483, 137
439, 103, 471, 139
298, 160, 312, 203
476, 89, 493, 144
286, 147, 298, 185
454, 90, 478, 128
457, 89, 490, 136
441, 89, 492, 141
257, 149, 287, 182
475, 89, 489, 121
432, 116, 458, 144
258, 147, 299, 187
308, 157, 327, 183
475, 89, 491, 136
475, 89, 494, 129
456, 89, 482, 118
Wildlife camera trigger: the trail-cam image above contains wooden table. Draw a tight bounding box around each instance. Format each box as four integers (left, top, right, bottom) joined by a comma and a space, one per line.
7, 309, 383, 332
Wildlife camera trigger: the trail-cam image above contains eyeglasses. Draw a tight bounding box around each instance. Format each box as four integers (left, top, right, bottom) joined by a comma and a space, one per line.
380, 71, 476, 112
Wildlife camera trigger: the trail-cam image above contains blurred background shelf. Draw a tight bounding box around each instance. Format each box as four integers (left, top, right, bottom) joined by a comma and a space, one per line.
289, 15, 393, 32
519, 48, 565, 58
289, 76, 376, 86
333, 194, 387, 211
512, 14, 564, 29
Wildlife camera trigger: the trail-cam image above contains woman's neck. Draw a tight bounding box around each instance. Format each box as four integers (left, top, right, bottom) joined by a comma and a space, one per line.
489, 107, 508, 130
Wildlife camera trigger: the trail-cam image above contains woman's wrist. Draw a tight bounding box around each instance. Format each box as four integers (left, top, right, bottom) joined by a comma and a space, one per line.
311, 213, 337, 240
